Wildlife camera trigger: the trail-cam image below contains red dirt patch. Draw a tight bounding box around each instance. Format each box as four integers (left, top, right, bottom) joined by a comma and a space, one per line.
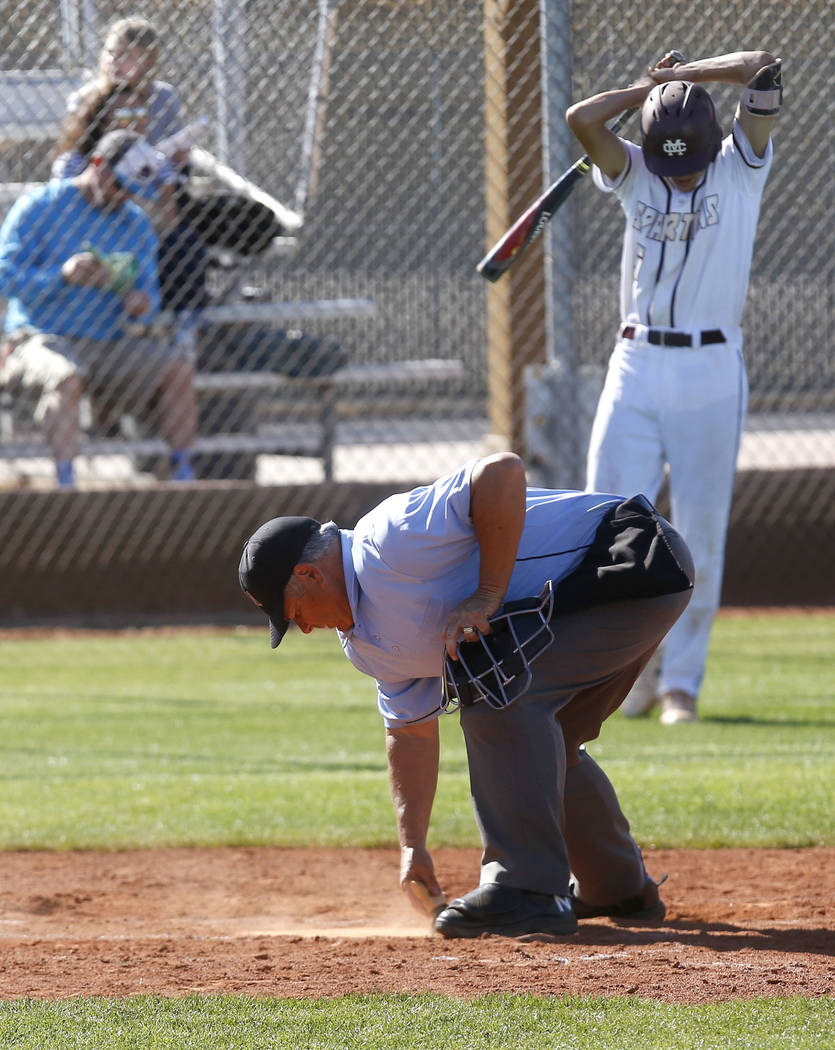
0, 847, 832, 1002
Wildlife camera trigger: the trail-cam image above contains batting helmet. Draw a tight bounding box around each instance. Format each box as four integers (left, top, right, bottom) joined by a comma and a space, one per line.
441, 582, 556, 711
641, 81, 722, 177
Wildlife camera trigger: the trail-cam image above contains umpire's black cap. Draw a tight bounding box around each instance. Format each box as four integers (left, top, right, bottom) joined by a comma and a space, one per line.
239, 516, 321, 648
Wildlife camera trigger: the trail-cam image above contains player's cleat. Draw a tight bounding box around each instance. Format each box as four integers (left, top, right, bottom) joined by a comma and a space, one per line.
434, 883, 578, 939
659, 690, 698, 724
570, 874, 667, 925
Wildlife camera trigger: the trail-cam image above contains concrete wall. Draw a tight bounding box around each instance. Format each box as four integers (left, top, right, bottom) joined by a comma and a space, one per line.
1, 468, 832, 630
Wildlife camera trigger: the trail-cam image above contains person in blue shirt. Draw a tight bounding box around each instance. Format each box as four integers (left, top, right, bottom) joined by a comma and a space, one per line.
52, 80, 209, 317
0, 130, 197, 487
239, 453, 694, 939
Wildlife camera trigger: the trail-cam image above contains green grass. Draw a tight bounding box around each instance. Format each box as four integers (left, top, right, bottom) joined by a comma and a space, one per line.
0, 614, 832, 850
0, 629, 392, 849
0, 994, 832, 1050
590, 613, 835, 848
1, 614, 833, 1045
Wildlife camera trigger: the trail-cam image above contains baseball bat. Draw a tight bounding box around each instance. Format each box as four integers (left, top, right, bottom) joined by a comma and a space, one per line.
475, 108, 635, 283
477, 51, 686, 282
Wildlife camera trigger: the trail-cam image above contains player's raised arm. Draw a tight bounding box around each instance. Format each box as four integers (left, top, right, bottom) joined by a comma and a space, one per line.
565, 83, 646, 181
648, 50, 776, 89
566, 51, 687, 181
737, 56, 781, 157
648, 50, 780, 158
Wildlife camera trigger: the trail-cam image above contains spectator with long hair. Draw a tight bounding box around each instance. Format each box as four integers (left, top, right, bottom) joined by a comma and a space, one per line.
66, 16, 182, 146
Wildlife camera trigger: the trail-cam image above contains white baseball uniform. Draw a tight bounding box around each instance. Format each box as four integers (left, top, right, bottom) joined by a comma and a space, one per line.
587, 119, 773, 700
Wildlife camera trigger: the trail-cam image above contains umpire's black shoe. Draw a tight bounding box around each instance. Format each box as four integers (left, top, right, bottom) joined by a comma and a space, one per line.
569, 874, 667, 925
434, 883, 578, 939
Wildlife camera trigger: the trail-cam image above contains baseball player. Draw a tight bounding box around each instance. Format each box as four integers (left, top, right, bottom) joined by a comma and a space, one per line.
566, 49, 781, 723
240, 453, 693, 938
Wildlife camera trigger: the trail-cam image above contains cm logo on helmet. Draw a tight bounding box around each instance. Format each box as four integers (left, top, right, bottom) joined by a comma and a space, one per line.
662, 138, 688, 157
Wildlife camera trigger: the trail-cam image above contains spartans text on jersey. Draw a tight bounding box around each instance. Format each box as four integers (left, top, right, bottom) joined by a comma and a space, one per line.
632, 194, 719, 242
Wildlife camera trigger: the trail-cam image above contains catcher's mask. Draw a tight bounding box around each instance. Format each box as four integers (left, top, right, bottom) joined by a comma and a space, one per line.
641, 80, 722, 177
441, 581, 556, 712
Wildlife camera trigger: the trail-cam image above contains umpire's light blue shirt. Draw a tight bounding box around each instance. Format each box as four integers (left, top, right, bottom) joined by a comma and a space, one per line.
336, 459, 622, 728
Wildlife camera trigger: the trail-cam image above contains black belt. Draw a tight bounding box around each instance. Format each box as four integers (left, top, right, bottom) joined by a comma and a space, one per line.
621, 325, 725, 347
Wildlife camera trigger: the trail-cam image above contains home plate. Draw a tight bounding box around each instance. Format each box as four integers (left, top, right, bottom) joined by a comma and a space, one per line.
180, 915, 437, 939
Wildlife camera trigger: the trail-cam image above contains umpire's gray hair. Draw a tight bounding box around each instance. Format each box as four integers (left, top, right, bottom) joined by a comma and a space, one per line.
298, 520, 340, 563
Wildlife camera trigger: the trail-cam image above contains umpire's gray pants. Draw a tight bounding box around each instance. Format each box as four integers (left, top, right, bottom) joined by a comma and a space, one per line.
459, 582, 692, 904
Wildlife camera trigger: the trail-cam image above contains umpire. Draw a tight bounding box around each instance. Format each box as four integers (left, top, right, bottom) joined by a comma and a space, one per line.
239, 454, 693, 939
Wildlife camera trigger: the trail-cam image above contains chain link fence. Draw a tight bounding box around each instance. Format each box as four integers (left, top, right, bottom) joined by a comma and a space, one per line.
0, 0, 832, 620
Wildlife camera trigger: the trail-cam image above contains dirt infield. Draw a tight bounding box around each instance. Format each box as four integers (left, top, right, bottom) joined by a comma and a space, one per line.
0, 846, 832, 1002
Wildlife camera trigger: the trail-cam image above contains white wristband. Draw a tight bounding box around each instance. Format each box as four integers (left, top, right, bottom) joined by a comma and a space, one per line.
742, 87, 781, 116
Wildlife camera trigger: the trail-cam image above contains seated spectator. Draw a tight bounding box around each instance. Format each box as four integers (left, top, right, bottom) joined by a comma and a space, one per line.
0, 131, 198, 488
62, 14, 332, 390
66, 16, 182, 146
53, 81, 209, 315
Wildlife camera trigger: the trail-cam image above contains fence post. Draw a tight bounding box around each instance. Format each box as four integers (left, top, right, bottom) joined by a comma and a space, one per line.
482, 0, 547, 455
213, 0, 248, 172
524, 0, 598, 490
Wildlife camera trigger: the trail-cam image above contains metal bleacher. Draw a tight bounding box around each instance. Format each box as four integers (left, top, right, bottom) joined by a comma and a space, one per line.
0, 68, 455, 483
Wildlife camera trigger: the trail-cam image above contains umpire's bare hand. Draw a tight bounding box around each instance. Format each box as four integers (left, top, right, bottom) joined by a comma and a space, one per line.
442, 588, 501, 660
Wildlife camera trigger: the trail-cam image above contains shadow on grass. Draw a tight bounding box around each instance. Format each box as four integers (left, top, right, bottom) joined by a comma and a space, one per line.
702, 714, 834, 728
